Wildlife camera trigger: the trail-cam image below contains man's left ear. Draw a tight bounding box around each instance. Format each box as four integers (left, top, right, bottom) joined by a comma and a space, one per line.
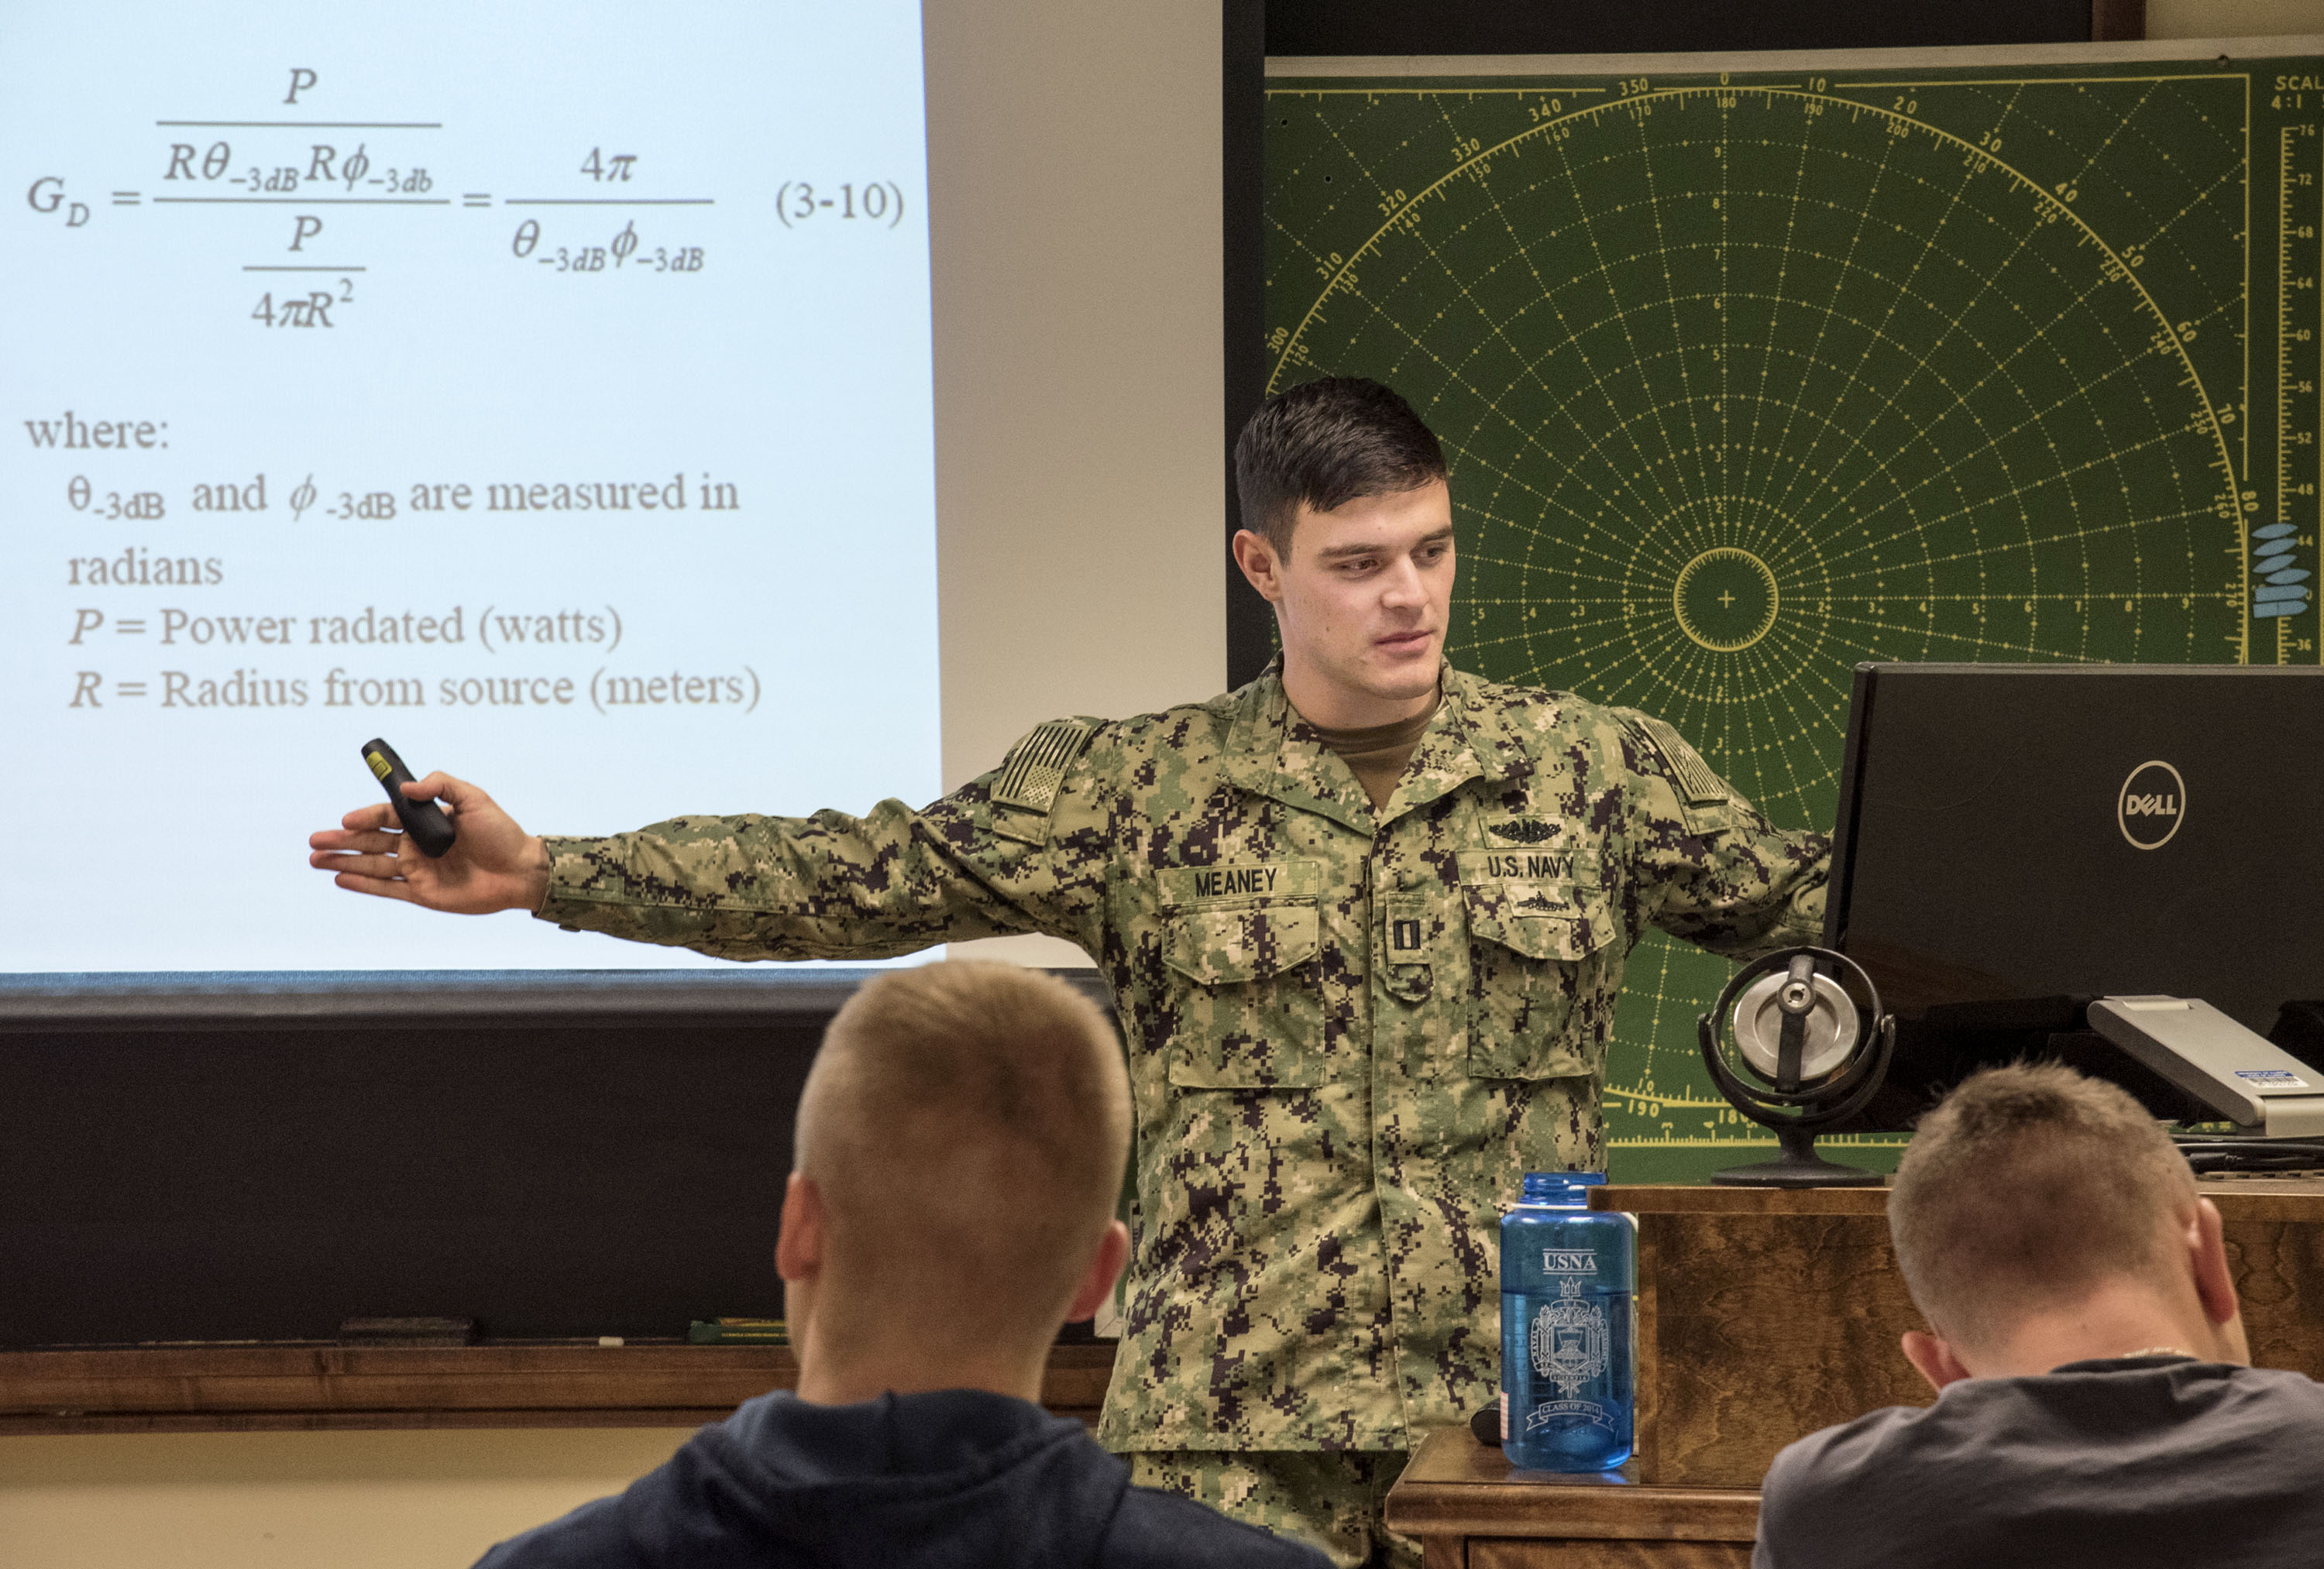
1901, 1328, 1973, 1394
2188, 1196, 2241, 1329
775, 1172, 826, 1284
1064, 1220, 1131, 1324
1231, 528, 1285, 605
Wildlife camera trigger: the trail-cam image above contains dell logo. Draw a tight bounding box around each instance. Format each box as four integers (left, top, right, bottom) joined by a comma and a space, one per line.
2117, 760, 2186, 850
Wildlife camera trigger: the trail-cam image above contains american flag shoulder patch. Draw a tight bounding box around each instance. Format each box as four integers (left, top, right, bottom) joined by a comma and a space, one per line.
992, 719, 1098, 815
1622, 712, 1728, 808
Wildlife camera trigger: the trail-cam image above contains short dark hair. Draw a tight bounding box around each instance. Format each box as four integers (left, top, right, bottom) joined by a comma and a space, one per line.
1234, 376, 1446, 554
1887, 1062, 2195, 1350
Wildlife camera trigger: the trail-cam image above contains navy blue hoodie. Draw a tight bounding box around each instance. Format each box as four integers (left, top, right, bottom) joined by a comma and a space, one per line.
475, 1388, 1330, 1568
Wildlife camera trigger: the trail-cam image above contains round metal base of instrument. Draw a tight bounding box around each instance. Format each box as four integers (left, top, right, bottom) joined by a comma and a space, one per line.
1730, 969, 1859, 1083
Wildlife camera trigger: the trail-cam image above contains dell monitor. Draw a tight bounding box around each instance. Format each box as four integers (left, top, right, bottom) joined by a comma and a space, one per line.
1823, 663, 2324, 1133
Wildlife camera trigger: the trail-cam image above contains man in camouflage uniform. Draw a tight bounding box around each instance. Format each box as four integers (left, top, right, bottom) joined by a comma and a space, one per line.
311, 378, 1829, 1566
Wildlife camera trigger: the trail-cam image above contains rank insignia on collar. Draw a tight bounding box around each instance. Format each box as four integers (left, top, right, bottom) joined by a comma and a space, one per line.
1488, 818, 1561, 845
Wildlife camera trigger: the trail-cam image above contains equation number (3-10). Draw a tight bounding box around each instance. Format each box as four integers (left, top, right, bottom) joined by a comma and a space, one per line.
775, 180, 907, 229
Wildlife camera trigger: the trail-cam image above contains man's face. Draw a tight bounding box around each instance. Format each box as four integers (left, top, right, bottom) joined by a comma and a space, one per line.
1238, 479, 1456, 723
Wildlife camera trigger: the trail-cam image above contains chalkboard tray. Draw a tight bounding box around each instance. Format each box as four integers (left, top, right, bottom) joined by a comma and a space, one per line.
0, 1341, 1120, 1435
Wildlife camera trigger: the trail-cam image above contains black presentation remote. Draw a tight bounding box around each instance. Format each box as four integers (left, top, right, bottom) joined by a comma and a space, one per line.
359, 738, 458, 858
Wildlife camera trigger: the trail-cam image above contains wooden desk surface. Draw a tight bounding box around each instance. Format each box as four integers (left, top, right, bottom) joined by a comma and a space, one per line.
1386, 1427, 1757, 1569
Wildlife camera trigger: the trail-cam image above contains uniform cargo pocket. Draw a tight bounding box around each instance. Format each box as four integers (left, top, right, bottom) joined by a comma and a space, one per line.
1464, 884, 1615, 1080
1163, 899, 1329, 1089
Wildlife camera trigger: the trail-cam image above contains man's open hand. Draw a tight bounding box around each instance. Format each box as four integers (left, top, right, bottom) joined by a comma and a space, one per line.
307, 772, 552, 915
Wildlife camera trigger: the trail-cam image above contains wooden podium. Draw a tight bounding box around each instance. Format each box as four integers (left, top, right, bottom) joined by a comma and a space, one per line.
1385, 1179, 2324, 1567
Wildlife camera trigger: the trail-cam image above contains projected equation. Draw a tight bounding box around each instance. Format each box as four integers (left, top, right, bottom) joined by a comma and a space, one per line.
21, 64, 913, 325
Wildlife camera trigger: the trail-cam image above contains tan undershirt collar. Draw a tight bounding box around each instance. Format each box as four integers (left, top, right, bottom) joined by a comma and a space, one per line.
1300, 689, 1443, 811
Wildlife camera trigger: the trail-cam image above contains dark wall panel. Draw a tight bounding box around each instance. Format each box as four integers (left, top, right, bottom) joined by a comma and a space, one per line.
0, 974, 865, 1348
1263, 0, 2093, 57
2, 971, 1116, 1349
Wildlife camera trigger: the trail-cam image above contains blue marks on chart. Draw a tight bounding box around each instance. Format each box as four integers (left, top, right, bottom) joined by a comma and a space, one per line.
2253, 523, 2310, 618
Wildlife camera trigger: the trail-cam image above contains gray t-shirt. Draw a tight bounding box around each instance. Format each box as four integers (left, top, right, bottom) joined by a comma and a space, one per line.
1755, 1358, 2324, 1569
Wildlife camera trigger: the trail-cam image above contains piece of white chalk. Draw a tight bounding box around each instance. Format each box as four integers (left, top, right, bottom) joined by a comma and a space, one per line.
598, 1336, 624, 1348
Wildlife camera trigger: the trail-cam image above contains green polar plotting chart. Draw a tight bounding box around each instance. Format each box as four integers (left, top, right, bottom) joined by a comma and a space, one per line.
1265, 41, 2324, 1173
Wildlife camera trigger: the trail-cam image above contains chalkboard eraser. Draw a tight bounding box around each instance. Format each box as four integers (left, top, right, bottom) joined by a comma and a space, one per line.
688, 1317, 787, 1344
339, 1315, 478, 1347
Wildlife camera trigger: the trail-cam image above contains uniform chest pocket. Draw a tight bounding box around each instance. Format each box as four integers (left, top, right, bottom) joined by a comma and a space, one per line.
1160, 894, 1329, 1090
1463, 880, 1618, 1080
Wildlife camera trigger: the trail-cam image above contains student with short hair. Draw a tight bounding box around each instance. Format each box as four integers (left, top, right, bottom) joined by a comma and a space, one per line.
1755, 1062, 2324, 1569
476, 961, 1326, 1568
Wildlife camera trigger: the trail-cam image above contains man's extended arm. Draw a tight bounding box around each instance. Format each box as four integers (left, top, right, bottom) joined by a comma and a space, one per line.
1609, 710, 1831, 960
308, 745, 1106, 963
531, 792, 1068, 962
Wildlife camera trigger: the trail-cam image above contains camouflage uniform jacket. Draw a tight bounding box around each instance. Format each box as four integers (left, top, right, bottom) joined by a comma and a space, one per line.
535, 664, 1829, 1452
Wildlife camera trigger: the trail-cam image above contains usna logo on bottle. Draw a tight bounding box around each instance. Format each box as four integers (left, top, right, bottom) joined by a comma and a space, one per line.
1531, 1279, 1609, 1396
1541, 1250, 1599, 1272
2116, 760, 2186, 851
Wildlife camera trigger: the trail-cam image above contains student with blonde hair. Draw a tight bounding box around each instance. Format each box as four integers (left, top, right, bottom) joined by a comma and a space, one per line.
479, 962, 1325, 1568
1755, 1061, 2324, 1569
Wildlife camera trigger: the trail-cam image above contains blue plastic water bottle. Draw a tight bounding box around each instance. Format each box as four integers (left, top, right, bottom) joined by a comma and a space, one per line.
1500, 1172, 1635, 1471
